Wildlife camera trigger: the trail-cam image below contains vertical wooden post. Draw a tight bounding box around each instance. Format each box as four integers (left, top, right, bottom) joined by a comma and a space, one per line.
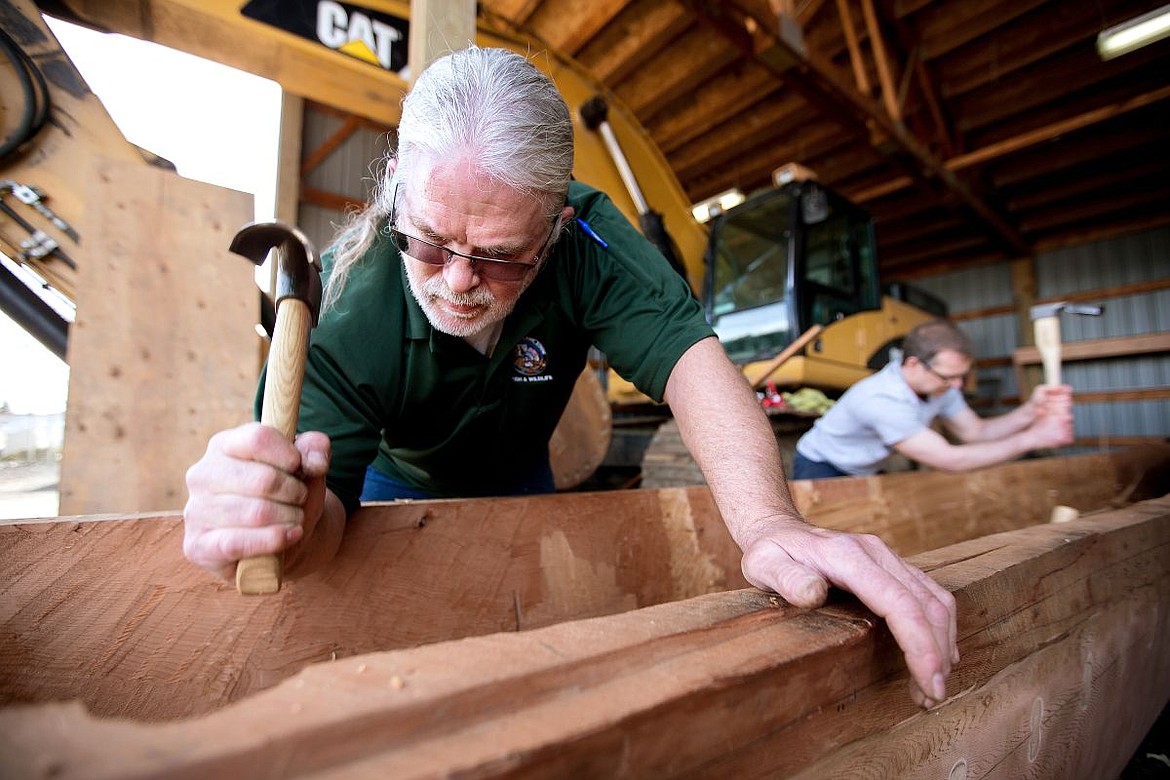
1011, 256, 1039, 399
408, 0, 477, 83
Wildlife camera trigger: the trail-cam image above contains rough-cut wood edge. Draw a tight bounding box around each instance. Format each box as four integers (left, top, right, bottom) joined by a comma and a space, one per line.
0, 447, 1166, 724
1, 496, 1166, 779
792, 443, 1170, 552
548, 367, 613, 490
0, 487, 744, 722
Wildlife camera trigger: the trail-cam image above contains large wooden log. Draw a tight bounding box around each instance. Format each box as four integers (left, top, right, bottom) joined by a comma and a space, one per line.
1, 447, 1167, 725
1, 495, 1167, 779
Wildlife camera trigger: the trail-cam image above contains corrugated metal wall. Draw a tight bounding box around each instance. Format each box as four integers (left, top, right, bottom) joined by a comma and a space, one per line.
298, 108, 396, 254
910, 226, 1170, 449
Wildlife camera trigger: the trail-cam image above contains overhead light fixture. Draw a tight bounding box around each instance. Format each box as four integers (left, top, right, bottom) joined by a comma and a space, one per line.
692, 189, 744, 223
1097, 4, 1170, 60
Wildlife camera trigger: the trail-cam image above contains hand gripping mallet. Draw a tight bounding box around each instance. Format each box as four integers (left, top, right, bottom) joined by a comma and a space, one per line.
229, 221, 322, 595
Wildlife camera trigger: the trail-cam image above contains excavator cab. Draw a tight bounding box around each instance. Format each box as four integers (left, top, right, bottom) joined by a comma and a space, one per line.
703, 180, 881, 366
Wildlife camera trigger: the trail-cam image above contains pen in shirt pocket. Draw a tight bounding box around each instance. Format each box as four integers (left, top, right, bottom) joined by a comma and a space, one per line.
575, 217, 608, 249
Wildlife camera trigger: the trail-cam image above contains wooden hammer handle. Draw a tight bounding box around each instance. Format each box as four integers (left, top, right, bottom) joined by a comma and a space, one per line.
1033, 316, 1062, 387
747, 324, 825, 389
236, 298, 314, 595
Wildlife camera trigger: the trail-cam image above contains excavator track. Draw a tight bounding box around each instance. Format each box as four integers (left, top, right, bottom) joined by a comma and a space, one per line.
640, 412, 818, 488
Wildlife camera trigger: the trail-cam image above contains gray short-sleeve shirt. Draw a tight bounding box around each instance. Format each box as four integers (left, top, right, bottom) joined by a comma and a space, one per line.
795, 360, 968, 475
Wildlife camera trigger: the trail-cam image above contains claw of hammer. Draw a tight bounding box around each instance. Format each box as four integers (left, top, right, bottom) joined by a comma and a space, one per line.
229, 221, 322, 595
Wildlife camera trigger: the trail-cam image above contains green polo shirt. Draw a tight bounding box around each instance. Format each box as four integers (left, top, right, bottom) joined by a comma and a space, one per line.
267, 181, 713, 511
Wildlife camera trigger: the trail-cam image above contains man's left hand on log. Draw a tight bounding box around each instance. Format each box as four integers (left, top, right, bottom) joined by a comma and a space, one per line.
739, 518, 959, 709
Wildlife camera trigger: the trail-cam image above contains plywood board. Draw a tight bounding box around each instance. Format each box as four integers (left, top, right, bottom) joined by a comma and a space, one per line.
0, 0, 141, 301
1, 1, 260, 514
58, 161, 256, 514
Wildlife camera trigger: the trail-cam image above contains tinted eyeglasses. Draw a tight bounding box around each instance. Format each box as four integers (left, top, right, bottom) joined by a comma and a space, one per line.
387, 184, 558, 283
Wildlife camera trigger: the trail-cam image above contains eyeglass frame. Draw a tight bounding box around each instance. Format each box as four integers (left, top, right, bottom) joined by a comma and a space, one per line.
386, 182, 560, 282
920, 359, 969, 384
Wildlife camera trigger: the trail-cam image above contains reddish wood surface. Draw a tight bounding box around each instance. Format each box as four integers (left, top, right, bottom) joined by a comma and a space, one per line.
0, 490, 742, 722
0, 446, 1166, 726
1, 495, 1166, 779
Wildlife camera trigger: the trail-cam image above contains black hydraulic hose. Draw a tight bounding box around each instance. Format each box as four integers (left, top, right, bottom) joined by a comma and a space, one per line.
0, 261, 68, 361
579, 95, 690, 284
0, 24, 51, 161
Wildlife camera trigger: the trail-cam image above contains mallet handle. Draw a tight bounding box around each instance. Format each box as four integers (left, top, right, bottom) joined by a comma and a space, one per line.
1033, 315, 1062, 387
236, 298, 314, 595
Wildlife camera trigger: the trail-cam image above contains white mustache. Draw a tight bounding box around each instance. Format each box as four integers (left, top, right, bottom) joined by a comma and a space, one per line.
421, 275, 494, 308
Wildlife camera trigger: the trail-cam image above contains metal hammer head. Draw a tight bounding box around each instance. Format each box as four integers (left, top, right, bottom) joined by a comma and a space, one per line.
230, 221, 323, 326
1029, 301, 1104, 321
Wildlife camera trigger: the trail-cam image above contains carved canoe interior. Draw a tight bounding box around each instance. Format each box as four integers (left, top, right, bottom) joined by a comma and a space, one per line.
1, 445, 1167, 778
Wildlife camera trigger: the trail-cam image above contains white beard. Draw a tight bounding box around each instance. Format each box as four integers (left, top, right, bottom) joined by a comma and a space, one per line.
403, 260, 519, 339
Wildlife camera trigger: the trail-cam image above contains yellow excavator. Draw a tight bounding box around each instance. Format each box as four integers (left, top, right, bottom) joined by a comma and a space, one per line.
578, 112, 948, 485
4, 0, 943, 490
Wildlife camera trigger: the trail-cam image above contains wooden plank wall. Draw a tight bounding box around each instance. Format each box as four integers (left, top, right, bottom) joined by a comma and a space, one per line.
1, 494, 1167, 779
1, 446, 1167, 724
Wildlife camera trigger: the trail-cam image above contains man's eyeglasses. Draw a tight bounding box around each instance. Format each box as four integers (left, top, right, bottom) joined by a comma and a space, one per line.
387, 184, 558, 283
922, 361, 968, 384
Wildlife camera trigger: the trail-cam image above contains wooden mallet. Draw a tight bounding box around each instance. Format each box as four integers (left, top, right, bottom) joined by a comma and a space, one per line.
229, 221, 322, 595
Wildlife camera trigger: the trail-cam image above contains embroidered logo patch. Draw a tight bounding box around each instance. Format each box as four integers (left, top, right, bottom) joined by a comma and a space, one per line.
513, 337, 552, 383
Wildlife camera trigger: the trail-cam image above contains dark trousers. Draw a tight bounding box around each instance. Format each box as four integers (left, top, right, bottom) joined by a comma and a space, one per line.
360, 459, 556, 502
791, 451, 849, 480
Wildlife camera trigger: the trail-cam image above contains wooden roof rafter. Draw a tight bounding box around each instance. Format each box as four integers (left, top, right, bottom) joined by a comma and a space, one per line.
828, 0, 954, 158
883, 2, 958, 157
34, 0, 1168, 278
569, 1, 695, 86
834, 0, 873, 99
524, 0, 638, 56
857, 0, 900, 123
681, 0, 1030, 258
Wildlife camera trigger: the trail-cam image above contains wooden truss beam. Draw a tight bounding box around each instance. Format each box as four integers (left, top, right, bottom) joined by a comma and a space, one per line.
849, 84, 1170, 203
681, 0, 1030, 257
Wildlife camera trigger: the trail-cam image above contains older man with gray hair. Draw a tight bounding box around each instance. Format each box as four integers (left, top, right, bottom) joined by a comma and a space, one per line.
183, 46, 959, 709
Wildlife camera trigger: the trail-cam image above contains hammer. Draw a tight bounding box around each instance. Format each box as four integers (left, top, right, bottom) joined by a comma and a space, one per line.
1029, 301, 1103, 386
229, 221, 322, 595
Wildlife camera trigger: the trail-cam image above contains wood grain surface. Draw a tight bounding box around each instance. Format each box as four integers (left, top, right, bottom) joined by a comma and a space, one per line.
1, 447, 1166, 725
1, 495, 1166, 779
